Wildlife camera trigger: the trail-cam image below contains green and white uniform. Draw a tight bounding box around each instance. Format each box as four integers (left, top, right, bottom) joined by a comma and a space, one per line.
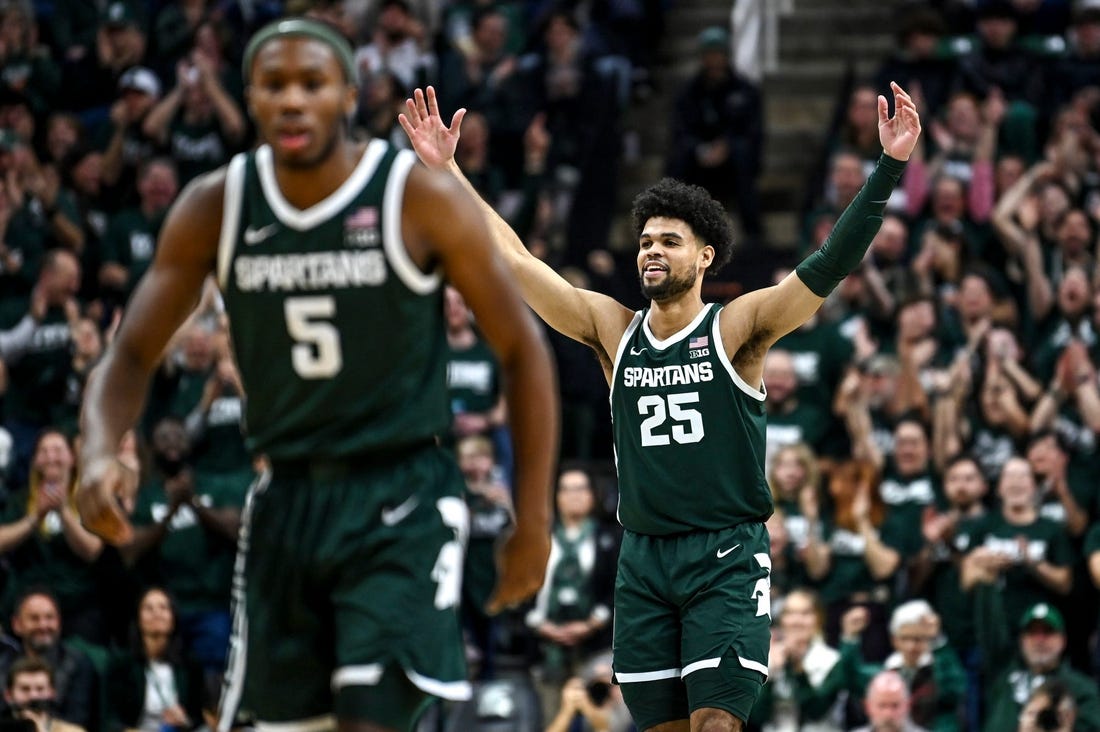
215, 141, 469, 728
609, 303, 772, 726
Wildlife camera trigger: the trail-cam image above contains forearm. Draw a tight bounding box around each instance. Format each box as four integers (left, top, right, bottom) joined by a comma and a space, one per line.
998, 400, 1031, 439
1075, 381, 1100, 432
1001, 359, 1042, 403
119, 521, 169, 566
206, 83, 245, 143
100, 129, 126, 185
59, 506, 104, 561
79, 346, 155, 463
803, 530, 831, 580
545, 708, 575, 732
0, 514, 37, 553
796, 154, 907, 296
1057, 487, 1088, 537
932, 394, 962, 472
859, 521, 900, 579
0, 314, 38, 361
1022, 240, 1053, 319
445, 159, 529, 262
143, 89, 182, 142
968, 159, 995, 222
1030, 391, 1061, 432
1029, 561, 1072, 594
193, 504, 240, 543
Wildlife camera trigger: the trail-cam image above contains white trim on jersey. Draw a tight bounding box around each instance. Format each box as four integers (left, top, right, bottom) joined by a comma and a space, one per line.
608, 309, 645, 411
256, 140, 386, 230
217, 153, 247, 291
382, 150, 441, 295
642, 302, 714, 350
711, 311, 766, 401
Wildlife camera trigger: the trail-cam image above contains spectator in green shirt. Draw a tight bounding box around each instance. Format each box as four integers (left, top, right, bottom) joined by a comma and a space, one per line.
971, 597, 1100, 732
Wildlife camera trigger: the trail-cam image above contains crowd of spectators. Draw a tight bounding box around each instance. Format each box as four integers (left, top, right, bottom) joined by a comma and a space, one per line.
3, 0, 1100, 730
752, 1, 1100, 730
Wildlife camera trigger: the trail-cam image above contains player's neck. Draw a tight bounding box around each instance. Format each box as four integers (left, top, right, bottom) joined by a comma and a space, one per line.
647, 292, 705, 341
272, 140, 366, 211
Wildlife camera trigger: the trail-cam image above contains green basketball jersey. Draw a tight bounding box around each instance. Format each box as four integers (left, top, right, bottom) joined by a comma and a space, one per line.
217, 141, 449, 460
610, 303, 773, 535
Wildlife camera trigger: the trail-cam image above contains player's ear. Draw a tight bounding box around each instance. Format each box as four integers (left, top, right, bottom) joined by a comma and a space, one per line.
701, 244, 714, 269
244, 85, 255, 120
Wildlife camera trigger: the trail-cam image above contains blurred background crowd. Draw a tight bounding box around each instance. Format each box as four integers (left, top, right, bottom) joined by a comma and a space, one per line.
0, 0, 1097, 730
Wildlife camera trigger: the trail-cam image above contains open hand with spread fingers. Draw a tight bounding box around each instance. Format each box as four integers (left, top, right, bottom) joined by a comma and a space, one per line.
879, 81, 922, 161
398, 86, 464, 172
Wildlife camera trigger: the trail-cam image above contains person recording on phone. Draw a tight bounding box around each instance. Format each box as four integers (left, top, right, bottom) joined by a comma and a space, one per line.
4, 657, 86, 732
545, 652, 631, 732
1019, 681, 1076, 732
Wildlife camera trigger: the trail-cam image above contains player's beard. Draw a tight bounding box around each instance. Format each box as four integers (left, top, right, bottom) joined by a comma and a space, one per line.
639, 267, 697, 302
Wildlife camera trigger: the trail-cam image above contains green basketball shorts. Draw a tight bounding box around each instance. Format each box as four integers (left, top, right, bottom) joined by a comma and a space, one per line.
612, 521, 771, 728
218, 445, 471, 729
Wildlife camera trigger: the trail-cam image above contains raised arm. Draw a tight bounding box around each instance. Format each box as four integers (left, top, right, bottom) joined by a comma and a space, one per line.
719, 82, 919, 385
404, 163, 558, 613
77, 172, 223, 545
400, 87, 633, 373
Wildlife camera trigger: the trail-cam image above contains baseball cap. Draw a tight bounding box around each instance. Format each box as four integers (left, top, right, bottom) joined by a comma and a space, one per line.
697, 26, 730, 54
102, 1, 139, 27
1019, 603, 1065, 633
118, 67, 161, 98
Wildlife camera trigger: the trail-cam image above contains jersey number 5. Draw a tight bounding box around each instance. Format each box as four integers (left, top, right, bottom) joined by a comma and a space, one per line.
637, 392, 704, 446
285, 296, 343, 379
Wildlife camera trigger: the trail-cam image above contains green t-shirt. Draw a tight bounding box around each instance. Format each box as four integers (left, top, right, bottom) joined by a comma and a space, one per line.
956, 512, 1074, 629
101, 207, 165, 296
766, 401, 832, 467
130, 470, 250, 613
0, 303, 72, 426
773, 320, 854, 410
446, 336, 500, 416
191, 391, 252, 477
817, 516, 905, 605
0, 488, 99, 621
462, 486, 512, 614
878, 465, 942, 557
168, 115, 233, 185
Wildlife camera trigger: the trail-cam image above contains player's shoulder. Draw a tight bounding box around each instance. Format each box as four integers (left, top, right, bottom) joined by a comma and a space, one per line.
174, 160, 234, 219
160, 157, 243, 250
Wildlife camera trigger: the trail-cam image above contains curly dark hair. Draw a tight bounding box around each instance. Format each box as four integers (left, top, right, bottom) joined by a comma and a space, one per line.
631, 178, 735, 275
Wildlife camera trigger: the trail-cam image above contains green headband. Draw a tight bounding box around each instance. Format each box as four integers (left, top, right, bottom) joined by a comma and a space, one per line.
242, 17, 359, 86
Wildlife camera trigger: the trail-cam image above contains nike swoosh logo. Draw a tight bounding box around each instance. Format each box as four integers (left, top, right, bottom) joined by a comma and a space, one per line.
381, 496, 419, 526
716, 544, 741, 558
243, 223, 279, 245
630, 347, 647, 356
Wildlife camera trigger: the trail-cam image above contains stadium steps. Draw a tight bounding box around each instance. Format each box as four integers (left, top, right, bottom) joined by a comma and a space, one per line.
613, 0, 896, 258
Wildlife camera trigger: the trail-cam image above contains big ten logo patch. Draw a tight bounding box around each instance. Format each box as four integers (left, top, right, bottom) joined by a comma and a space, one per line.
344, 206, 380, 247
